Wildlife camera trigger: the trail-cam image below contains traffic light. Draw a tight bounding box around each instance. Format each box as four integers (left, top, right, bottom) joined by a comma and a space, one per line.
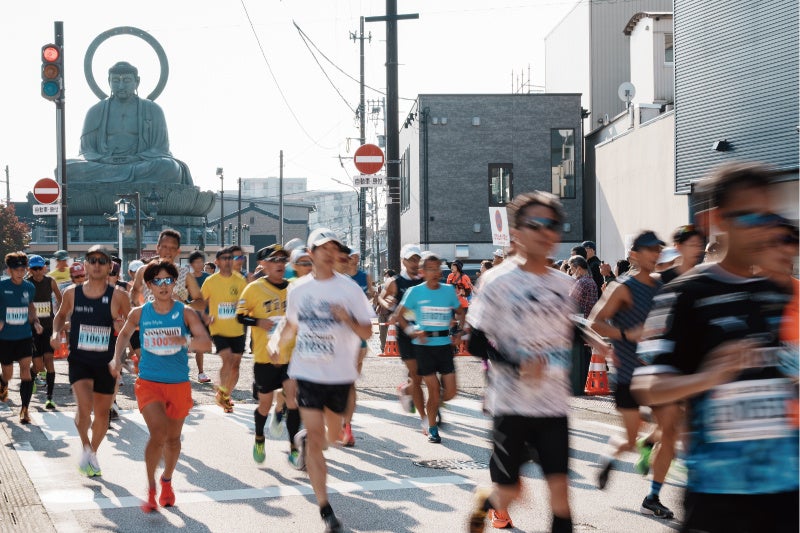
41, 43, 62, 101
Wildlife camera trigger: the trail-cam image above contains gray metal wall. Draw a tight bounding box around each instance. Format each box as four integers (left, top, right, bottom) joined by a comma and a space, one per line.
410, 94, 583, 248
675, 0, 799, 192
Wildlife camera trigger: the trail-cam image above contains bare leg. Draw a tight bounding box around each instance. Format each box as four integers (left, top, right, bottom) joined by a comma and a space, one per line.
90, 392, 114, 452
423, 374, 441, 428
299, 408, 331, 505
403, 359, 427, 420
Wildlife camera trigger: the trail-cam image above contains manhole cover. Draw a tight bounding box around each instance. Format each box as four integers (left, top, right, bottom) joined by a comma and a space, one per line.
413, 459, 489, 470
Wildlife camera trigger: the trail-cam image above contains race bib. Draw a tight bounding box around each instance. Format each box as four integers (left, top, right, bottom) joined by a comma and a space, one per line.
142, 327, 183, 356
34, 301, 52, 318
217, 302, 237, 320
5, 307, 28, 325
705, 378, 796, 443
77, 324, 111, 352
419, 306, 451, 328
295, 331, 335, 362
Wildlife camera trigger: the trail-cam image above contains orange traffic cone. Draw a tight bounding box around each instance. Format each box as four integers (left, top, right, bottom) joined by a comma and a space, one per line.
584, 350, 611, 395
379, 324, 400, 357
54, 331, 68, 360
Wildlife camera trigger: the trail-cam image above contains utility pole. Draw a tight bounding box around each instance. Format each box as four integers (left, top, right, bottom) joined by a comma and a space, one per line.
365, 2, 418, 272
351, 17, 371, 268
217, 167, 224, 246
279, 150, 284, 246
54, 21, 68, 251
237, 177, 242, 246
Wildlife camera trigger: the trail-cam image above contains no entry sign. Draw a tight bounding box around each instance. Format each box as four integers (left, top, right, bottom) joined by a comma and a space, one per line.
354, 144, 385, 175
33, 177, 60, 204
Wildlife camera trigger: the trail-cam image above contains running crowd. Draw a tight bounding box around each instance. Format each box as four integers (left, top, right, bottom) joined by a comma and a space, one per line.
0, 162, 796, 533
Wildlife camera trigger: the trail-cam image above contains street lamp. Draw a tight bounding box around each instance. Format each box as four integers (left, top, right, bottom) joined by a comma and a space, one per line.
118, 192, 142, 259
114, 198, 130, 265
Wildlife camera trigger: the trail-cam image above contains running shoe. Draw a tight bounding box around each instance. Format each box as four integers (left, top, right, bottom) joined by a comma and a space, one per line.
88, 452, 102, 477
268, 410, 284, 438
215, 390, 233, 413
109, 402, 120, 420
275, 404, 287, 424
35, 372, 46, 387
635, 438, 653, 476
45, 399, 56, 410
339, 423, 355, 447
322, 511, 342, 533
31, 381, 37, 395
197, 372, 211, 384
420, 420, 428, 436
468, 487, 492, 533
78, 445, 94, 476
488, 509, 514, 529
19, 407, 31, 425
292, 429, 307, 471
159, 477, 176, 507
641, 494, 674, 519
287, 449, 301, 468
428, 425, 441, 444
141, 488, 157, 513
253, 439, 266, 463
597, 458, 613, 490
397, 383, 414, 413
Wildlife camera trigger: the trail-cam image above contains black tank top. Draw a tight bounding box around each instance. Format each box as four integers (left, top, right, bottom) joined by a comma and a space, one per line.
394, 275, 424, 339
69, 284, 116, 362
30, 276, 55, 329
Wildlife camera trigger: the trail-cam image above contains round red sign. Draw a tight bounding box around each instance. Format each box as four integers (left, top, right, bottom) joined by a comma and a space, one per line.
33, 178, 60, 204
353, 144, 385, 175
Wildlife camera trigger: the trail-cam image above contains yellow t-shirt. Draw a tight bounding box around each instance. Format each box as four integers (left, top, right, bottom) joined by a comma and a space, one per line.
51, 268, 71, 284
201, 273, 247, 337
236, 277, 290, 364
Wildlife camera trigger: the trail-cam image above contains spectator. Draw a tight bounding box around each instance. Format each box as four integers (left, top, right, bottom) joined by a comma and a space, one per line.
204, 262, 216, 275
567, 256, 599, 318
446, 260, 473, 309
581, 241, 604, 294
570, 245, 587, 259
492, 249, 505, 267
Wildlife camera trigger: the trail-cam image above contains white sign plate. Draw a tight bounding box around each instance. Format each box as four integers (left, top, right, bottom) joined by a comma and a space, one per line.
353, 175, 386, 188
33, 204, 61, 215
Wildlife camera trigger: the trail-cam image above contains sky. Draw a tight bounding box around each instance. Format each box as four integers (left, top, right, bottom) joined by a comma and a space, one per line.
0, 0, 577, 203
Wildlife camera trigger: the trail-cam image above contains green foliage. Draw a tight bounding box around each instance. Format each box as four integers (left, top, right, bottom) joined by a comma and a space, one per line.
0, 204, 30, 264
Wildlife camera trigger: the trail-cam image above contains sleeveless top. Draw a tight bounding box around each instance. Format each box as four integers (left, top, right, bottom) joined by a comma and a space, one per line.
69, 284, 116, 363
610, 274, 662, 385
138, 301, 190, 384
351, 270, 369, 295
394, 274, 424, 339
30, 276, 55, 329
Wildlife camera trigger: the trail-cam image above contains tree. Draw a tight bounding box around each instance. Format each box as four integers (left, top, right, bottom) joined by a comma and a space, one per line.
0, 203, 30, 264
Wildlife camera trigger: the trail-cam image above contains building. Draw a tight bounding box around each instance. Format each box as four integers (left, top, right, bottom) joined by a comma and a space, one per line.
240, 177, 307, 199
399, 93, 584, 264
545, 0, 672, 129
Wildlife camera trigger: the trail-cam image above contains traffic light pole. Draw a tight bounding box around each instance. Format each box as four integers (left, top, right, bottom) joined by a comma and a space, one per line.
55, 21, 68, 251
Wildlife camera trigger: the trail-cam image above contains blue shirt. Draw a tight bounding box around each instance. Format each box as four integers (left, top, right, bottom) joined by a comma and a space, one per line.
138, 301, 190, 384
0, 279, 35, 340
399, 283, 460, 346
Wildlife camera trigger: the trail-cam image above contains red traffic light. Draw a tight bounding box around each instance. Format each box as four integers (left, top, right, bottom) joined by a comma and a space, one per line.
42, 45, 60, 63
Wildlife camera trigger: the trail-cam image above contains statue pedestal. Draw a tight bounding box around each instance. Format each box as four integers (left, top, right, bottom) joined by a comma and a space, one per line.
67, 183, 214, 217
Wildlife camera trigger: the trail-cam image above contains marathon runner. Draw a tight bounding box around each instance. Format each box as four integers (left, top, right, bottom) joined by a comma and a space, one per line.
26, 254, 62, 410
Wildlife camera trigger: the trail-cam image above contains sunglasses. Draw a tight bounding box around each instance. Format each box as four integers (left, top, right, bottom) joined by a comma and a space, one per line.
294, 261, 313, 267
267, 257, 289, 263
150, 277, 175, 287
520, 216, 562, 232
723, 211, 783, 229
774, 234, 800, 246
29, 266, 44, 271
232, 255, 245, 261
86, 256, 110, 265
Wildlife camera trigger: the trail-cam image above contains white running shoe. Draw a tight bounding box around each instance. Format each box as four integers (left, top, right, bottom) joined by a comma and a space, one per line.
88, 452, 102, 477
292, 429, 307, 471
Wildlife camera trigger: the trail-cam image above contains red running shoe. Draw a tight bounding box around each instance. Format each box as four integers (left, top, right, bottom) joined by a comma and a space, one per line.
159, 477, 175, 507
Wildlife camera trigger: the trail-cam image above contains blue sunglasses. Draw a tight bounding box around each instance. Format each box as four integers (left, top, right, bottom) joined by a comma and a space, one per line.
723, 211, 784, 229
520, 216, 562, 232
150, 277, 175, 287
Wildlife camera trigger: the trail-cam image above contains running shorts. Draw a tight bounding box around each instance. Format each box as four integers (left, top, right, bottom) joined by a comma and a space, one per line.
614, 384, 639, 410
0, 338, 33, 365
296, 379, 351, 414
489, 415, 569, 485
212, 334, 246, 355
414, 344, 455, 377
32, 329, 54, 358
68, 357, 116, 394
135, 379, 193, 420
254, 363, 290, 394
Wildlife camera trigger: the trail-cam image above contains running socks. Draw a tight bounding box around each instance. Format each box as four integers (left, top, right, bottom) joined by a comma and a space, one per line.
254, 408, 268, 438
650, 480, 663, 498
286, 408, 301, 445
552, 514, 573, 533
20, 380, 33, 407
46, 371, 56, 399
320, 502, 334, 518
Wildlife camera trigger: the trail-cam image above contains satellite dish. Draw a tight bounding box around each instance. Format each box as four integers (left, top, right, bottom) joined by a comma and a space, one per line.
618, 82, 636, 103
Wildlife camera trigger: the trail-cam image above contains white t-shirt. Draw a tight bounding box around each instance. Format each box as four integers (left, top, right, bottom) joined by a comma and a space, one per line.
467, 258, 576, 417
287, 272, 375, 384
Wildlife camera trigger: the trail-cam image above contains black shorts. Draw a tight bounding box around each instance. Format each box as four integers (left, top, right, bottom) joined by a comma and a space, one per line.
296, 379, 351, 414
490, 415, 569, 485
397, 331, 415, 360
414, 344, 455, 377
68, 357, 116, 394
614, 383, 639, 410
254, 363, 290, 394
212, 334, 246, 355
0, 338, 34, 365
33, 329, 54, 358
682, 490, 799, 533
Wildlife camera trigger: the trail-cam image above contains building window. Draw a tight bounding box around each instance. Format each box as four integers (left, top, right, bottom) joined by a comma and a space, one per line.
664, 33, 674, 63
551, 129, 575, 199
400, 147, 411, 212
488, 164, 513, 206
250, 216, 255, 224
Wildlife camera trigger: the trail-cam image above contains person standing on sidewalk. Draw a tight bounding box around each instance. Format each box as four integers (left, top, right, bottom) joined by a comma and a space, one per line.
276, 228, 374, 533
466, 191, 576, 533
110, 260, 211, 512
51, 245, 130, 476
26, 254, 62, 410
0, 252, 43, 424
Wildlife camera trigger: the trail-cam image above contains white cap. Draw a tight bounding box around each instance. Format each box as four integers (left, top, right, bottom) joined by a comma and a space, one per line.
493, 249, 505, 258
307, 228, 347, 252
657, 247, 680, 264
283, 237, 305, 252
128, 260, 145, 273
290, 248, 311, 264
401, 243, 422, 260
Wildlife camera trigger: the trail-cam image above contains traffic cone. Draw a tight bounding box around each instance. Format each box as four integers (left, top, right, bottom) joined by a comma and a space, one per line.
584, 351, 611, 395
379, 324, 400, 357
54, 331, 68, 360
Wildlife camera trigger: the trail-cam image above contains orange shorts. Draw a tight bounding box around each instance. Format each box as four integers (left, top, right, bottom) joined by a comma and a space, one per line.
135, 379, 193, 420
